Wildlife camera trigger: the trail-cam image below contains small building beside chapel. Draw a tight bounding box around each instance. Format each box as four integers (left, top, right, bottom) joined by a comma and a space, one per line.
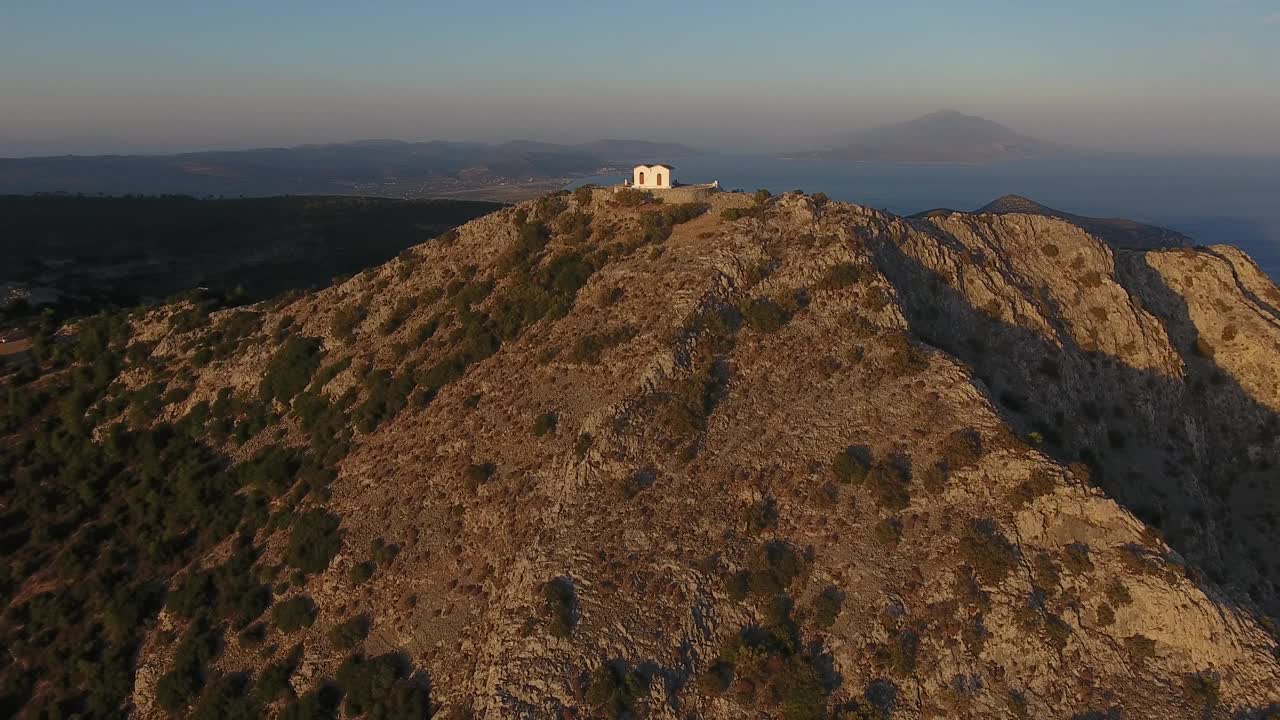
630, 163, 674, 190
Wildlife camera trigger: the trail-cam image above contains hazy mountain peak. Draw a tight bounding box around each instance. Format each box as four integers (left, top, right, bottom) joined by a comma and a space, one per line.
922, 108, 971, 118
977, 193, 1053, 213
796, 110, 1064, 164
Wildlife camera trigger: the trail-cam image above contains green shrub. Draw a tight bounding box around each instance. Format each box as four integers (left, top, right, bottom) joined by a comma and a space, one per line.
867, 462, 911, 510
284, 510, 342, 574
544, 251, 594, 297
1034, 552, 1061, 589
746, 496, 779, 533
239, 623, 267, 647
568, 326, 636, 363
939, 428, 983, 470
1009, 468, 1055, 509
310, 356, 351, 391
329, 614, 371, 650
543, 577, 576, 638
464, 462, 496, 490
638, 210, 676, 244
190, 672, 259, 720
371, 537, 400, 567
1124, 634, 1156, 659
167, 571, 215, 619
660, 357, 727, 460
1063, 543, 1094, 574
698, 661, 735, 694
447, 278, 495, 312
1007, 691, 1030, 719
585, 660, 650, 719
881, 628, 919, 677
353, 368, 415, 433
349, 561, 376, 585
920, 461, 948, 493
831, 445, 871, 485
414, 316, 441, 345
1105, 579, 1133, 607
557, 210, 595, 243
622, 467, 657, 498
742, 298, 792, 333
721, 205, 764, 221
959, 519, 1018, 585
254, 644, 302, 703
260, 337, 323, 404
713, 601, 831, 720
884, 332, 928, 376
874, 517, 903, 547
814, 587, 843, 628
501, 220, 551, 270
379, 296, 419, 335
1044, 614, 1073, 651
332, 304, 367, 342
747, 540, 807, 596
532, 411, 557, 437
533, 194, 569, 222
1183, 672, 1221, 713
962, 614, 988, 656
271, 596, 316, 632
819, 262, 864, 290
335, 653, 429, 720
155, 615, 221, 713
667, 202, 709, 224
613, 188, 649, 207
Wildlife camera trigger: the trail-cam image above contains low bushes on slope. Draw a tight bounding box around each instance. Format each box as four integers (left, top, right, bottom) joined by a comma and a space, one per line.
284, 510, 343, 575
260, 336, 323, 403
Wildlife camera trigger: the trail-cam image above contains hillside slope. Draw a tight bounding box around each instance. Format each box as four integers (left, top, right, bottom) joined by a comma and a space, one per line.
0, 195, 502, 311
4, 189, 1280, 719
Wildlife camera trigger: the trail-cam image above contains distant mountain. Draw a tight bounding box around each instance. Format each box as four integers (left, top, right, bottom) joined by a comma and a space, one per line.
573, 138, 698, 160
913, 194, 1192, 250
794, 110, 1066, 164
0, 138, 700, 197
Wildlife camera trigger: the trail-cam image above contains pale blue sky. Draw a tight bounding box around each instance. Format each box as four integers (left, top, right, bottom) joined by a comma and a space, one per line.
2, 1, 1278, 155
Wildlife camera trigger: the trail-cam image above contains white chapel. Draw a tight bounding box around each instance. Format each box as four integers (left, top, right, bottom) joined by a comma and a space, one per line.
629, 164, 674, 190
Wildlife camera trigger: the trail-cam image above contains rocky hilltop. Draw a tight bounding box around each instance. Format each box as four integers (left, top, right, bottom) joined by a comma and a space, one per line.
6, 188, 1280, 719
914, 194, 1193, 251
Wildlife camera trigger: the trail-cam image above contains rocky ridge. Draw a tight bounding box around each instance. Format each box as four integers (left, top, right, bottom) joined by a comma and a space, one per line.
123, 188, 1280, 719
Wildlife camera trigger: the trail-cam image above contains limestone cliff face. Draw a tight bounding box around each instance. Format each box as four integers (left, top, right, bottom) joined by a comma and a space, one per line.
129, 191, 1280, 719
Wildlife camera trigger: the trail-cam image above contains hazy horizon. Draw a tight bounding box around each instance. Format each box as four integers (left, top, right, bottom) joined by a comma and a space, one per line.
3, 1, 1280, 158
